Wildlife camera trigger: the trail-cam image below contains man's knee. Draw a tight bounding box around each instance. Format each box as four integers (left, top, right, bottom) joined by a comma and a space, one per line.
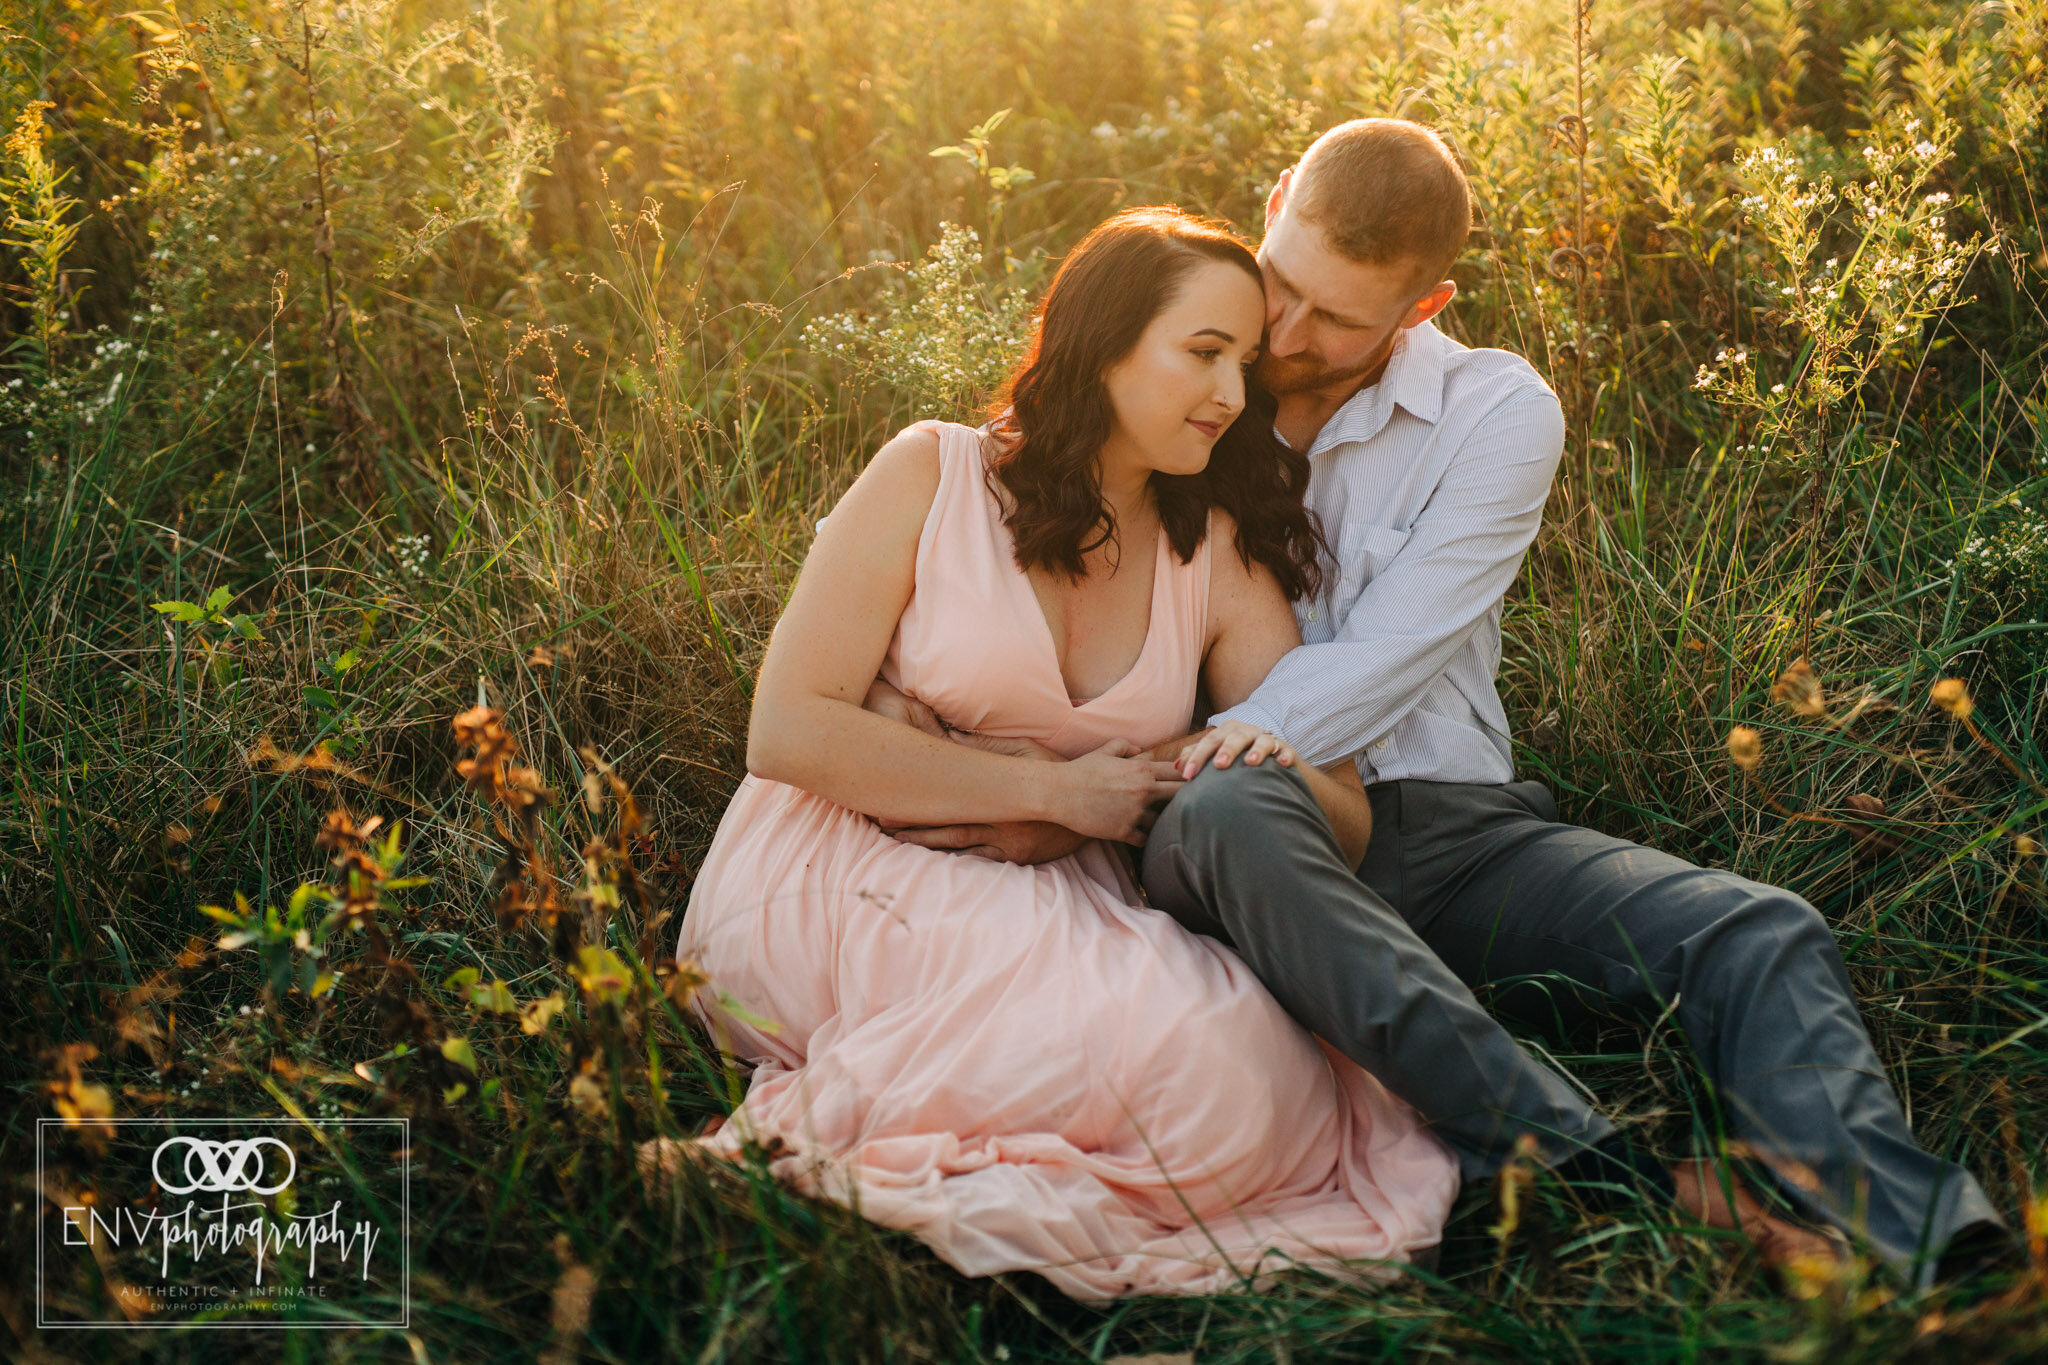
1143, 761, 1324, 916
1167, 757, 1317, 834
1680, 882, 1838, 974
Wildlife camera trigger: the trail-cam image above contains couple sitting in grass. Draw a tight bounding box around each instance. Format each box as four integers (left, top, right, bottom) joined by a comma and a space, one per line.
652, 119, 2017, 1299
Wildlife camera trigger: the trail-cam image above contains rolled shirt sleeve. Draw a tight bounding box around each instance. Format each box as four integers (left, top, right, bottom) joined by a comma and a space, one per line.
1211, 382, 1566, 770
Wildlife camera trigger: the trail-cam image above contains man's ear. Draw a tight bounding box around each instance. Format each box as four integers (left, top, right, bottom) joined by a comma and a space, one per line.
1404, 279, 1457, 328
1264, 169, 1292, 232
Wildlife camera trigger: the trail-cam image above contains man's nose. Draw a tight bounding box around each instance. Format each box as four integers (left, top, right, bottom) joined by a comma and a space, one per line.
1267, 301, 1309, 356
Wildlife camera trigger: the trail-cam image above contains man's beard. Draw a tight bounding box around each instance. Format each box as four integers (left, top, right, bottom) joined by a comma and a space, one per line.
1254, 329, 1399, 397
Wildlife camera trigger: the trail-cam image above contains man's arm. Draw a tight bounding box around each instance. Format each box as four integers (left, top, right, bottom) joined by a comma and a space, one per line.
1207, 383, 1565, 767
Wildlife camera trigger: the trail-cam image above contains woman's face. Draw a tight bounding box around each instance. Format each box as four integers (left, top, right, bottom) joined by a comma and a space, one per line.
1099, 259, 1266, 483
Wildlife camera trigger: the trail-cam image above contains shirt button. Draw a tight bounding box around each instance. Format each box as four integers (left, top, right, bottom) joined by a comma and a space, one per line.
1306, 607, 1318, 622
1371, 739, 1388, 753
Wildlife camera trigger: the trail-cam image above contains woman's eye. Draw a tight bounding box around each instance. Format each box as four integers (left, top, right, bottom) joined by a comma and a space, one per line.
1193, 348, 1221, 362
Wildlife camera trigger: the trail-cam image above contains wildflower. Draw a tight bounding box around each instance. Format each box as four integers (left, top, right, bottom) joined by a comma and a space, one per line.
1929, 678, 1973, 719
1914, 140, 1938, 159
1780, 1249, 1847, 1300
396, 533, 431, 577
1091, 122, 1118, 140
1771, 658, 1826, 717
1772, 383, 1787, 394
1726, 725, 1764, 771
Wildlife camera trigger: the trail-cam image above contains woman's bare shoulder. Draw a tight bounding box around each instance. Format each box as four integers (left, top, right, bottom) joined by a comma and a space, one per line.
824, 424, 944, 532
1202, 506, 1271, 593
862, 423, 945, 486
1202, 504, 1296, 640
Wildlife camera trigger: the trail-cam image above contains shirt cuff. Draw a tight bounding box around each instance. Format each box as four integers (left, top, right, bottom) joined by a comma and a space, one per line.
1205, 699, 1285, 738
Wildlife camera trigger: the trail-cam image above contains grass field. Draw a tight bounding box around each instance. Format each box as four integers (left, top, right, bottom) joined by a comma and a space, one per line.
4, 0, 2048, 1358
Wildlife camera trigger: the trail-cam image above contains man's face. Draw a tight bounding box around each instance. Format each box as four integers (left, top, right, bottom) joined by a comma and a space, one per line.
1253, 177, 1443, 399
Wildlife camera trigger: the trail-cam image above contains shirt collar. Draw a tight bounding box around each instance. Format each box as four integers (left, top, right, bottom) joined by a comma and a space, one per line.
1304, 317, 1448, 458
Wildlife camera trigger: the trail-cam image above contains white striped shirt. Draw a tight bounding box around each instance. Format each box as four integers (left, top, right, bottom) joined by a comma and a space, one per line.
1209, 318, 1565, 786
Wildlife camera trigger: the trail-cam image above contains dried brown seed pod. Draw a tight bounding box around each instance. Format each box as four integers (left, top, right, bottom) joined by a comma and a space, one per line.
1726, 726, 1764, 771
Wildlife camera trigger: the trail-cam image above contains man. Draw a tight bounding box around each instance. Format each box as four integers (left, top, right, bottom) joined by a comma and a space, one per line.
877, 118, 2016, 1289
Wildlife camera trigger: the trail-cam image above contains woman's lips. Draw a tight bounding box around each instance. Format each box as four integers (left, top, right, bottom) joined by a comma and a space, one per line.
1188, 419, 1221, 439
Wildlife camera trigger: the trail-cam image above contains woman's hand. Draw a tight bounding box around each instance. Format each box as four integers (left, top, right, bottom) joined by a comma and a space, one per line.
1174, 720, 1297, 779
1048, 739, 1187, 846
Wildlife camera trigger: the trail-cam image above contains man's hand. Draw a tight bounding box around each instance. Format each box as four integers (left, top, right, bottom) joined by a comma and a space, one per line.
945, 729, 1064, 763
862, 676, 947, 737
890, 820, 1090, 864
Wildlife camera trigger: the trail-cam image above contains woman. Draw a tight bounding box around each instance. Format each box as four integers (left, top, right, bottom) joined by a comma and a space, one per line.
668, 208, 1459, 1299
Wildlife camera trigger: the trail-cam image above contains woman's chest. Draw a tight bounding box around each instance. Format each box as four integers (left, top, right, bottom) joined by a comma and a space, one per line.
1023, 535, 1160, 702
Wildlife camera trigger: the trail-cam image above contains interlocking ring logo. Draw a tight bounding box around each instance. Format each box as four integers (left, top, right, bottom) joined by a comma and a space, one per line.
151, 1136, 297, 1195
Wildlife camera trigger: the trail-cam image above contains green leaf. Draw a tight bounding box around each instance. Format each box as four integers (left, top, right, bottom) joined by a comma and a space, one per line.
469, 978, 518, 1014
229, 614, 265, 642
442, 966, 481, 993
151, 600, 207, 623
303, 686, 339, 710
715, 990, 783, 1036
200, 902, 246, 926
440, 1035, 478, 1072
204, 585, 233, 615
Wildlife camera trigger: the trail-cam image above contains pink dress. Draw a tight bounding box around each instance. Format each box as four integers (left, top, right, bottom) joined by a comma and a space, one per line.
678, 419, 1459, 1299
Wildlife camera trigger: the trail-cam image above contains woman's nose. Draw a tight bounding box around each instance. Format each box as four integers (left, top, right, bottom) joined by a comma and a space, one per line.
1215, 369, 1245, 413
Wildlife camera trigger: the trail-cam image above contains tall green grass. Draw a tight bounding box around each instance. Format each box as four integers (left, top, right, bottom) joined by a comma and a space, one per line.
3, 0, 2046, 1358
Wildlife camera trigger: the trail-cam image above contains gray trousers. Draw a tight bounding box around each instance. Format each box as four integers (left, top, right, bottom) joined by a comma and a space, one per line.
1138, 761, 2006, 1287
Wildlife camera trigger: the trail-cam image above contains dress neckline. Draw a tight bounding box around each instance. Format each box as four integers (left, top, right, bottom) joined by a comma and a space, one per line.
1010, 516, 1173, 712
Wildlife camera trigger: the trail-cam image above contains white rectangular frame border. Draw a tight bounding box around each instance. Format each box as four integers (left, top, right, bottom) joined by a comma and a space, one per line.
35, 1116, 412, 1331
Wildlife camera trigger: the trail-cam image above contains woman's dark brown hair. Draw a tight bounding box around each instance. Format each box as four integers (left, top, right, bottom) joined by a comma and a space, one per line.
983, 206, 1326, 601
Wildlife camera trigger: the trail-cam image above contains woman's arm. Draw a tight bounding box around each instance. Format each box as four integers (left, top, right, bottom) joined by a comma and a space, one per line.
1198, 516, 1374, 867
747, 428, 1183, 844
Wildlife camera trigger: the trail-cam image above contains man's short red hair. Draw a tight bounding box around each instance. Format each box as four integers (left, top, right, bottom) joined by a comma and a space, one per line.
1288, 118, 1471, 294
